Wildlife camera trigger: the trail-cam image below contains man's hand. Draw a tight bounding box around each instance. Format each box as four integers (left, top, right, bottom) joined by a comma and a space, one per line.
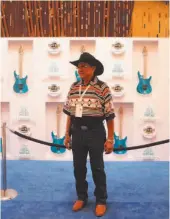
104, 140, 113, 154
64, 134, 71, 150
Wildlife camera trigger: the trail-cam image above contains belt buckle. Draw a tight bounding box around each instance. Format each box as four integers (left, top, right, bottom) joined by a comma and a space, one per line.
81, 125, 88, 131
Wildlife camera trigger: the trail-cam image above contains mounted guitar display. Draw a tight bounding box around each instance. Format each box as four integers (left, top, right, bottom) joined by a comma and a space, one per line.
13, 45, 28, 94
136, 46, 152, 95
47, 84, 61, 97
113, 106, 127, 154
51, 104, 66, 154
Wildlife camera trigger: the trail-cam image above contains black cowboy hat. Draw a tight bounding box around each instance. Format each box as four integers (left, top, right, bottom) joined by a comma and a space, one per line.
70, 52, 104, 76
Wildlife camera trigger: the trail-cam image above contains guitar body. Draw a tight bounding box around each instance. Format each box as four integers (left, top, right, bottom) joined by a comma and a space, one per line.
75, 70, 81, 82
137, 74, 152, 95
51, 131, 66, 154
13, 71, 28, 93
113, 132, 127, 154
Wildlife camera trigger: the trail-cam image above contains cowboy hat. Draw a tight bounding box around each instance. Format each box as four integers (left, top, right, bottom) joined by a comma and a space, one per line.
70, 52, 104, 76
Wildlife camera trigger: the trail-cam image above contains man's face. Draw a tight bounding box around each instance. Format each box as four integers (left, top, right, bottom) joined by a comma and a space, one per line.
77, 62, 96, 79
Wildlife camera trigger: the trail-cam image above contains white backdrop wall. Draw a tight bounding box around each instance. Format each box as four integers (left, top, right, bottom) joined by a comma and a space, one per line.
0, 38, 169, 161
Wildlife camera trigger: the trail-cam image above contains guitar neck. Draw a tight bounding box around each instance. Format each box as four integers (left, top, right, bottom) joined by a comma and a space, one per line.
143, 55, 147, 79
119, 107, 123, 139
81, 45, 85, 53
19, 46, 23, 78
56, 111, 60, 138
143, 46, 147, 79
56, 104, 63, 137
119, 115, 122, 139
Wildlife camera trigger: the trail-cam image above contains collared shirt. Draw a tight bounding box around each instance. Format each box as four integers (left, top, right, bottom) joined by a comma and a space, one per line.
63, 76, 115, 123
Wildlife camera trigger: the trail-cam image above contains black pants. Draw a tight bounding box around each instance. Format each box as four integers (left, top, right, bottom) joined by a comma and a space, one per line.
71, 124, 108, 204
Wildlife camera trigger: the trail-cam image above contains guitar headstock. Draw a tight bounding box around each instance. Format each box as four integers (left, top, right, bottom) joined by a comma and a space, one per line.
19, 45, 24, 55
142, 46, 148, 56
119, 106, 123, 115
80, 45, 86, 53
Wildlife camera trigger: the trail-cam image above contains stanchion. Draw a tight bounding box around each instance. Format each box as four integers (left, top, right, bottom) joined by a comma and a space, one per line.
0, 122, 18, 201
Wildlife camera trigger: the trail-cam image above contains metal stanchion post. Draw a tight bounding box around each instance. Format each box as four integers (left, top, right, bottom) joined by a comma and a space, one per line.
0, 122, 18, 200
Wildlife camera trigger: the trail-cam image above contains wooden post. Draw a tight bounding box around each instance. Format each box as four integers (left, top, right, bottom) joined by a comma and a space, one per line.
0, 123, 18, 201
1, 123, 7, 193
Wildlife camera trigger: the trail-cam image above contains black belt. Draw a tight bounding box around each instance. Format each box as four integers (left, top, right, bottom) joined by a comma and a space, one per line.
79, 125, 90, 131
72, 123, 103, 131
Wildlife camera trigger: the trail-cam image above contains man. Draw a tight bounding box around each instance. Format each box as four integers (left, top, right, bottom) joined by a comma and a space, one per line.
63, 52, 115, 217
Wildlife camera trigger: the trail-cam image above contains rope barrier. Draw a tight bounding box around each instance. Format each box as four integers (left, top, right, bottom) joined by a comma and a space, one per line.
8, 127, 169, 152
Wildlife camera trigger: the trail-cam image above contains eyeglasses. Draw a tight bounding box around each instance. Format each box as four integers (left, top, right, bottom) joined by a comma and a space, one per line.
77, 64, 91, 69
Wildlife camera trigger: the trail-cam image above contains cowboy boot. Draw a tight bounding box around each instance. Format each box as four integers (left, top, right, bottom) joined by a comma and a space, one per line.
72, 200, 87, 212
95, 204, 107, 217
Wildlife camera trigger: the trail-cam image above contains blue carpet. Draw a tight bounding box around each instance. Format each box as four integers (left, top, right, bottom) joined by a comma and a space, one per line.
1, 161, 169, 219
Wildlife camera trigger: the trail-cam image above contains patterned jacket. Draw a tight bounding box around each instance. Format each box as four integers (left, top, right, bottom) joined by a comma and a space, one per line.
63, 76, 115, 123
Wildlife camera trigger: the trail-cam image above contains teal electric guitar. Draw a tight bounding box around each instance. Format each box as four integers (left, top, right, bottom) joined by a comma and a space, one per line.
136, 46, 152, 94
13, 45, 28, 94
113, 106, 127, 154
75, 70, 81, 82
51, 104, 66, 154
